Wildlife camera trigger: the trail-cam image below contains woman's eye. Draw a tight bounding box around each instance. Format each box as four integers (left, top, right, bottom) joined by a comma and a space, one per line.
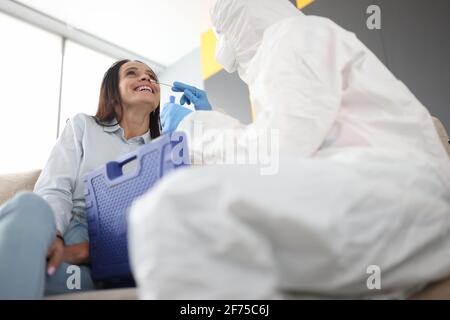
126, 71, 136, 76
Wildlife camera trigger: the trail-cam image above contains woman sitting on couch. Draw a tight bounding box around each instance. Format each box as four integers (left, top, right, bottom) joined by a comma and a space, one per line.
0, 59, 162, 299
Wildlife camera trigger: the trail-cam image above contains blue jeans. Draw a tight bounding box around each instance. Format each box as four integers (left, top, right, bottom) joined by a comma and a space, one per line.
0, 192, 95, 299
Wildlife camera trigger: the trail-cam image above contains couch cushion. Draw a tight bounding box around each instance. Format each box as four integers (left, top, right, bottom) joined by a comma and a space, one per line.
0, 169, 41, 206
409, 277, 450, 300
45, 288, 138, 300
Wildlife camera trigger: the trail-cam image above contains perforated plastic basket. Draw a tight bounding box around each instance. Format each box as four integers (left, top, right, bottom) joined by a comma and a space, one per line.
84, 132, 189, 285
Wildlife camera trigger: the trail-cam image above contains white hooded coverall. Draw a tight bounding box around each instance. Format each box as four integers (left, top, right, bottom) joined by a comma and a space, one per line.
128, 0, 450, 299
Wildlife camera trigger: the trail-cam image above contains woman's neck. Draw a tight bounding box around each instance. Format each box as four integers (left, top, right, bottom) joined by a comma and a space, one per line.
119, 108, 150, 140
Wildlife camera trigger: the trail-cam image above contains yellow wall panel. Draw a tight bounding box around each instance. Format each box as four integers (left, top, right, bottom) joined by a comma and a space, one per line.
296, 0, 315, 9
200, 29, 222, 80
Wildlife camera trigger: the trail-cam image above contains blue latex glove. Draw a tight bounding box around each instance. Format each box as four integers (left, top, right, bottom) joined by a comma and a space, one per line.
172, 81, 212, 111
160, 96, 193, 134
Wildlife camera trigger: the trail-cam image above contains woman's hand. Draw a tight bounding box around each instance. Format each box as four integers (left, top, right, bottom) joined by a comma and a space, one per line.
160, 98, 193, 134
46, 235, 64, 276
63, 241, 90, 265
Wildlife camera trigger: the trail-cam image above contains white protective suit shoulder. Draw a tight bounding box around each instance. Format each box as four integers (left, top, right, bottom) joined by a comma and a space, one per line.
178, 0, 450, 184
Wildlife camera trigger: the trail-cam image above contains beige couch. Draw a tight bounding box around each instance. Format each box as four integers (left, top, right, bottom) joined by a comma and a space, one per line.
1, 117, 449, 299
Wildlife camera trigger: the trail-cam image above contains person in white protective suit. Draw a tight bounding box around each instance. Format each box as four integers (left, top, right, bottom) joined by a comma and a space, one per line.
128, 0, 450, 299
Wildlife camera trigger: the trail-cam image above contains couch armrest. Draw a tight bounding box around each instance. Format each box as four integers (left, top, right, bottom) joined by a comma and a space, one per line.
0, 169, 41, 206
432, 117, 450, 157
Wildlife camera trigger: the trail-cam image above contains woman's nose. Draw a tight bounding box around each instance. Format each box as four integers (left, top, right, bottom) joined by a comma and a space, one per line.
140, 74, 151, 82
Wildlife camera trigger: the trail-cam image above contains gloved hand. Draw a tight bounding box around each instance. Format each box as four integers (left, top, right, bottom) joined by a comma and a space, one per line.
172, 81, 212, 111
160, 96, 193, 134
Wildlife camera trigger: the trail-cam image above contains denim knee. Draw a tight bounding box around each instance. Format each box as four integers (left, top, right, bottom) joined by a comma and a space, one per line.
2, 192, 56, 240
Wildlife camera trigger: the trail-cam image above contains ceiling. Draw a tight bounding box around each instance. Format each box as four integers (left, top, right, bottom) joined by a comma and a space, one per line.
16, 0, 216, 67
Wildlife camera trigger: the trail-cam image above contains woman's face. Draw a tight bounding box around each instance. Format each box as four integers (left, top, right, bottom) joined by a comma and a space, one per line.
118, 61, 160, 112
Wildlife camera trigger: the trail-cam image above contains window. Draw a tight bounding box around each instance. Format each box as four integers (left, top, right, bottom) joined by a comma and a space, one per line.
0, 12, 62, 174
59, 41, 115, 132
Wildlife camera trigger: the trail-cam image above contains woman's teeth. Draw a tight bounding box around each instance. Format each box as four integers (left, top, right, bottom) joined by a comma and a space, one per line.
136, 86, 154, 93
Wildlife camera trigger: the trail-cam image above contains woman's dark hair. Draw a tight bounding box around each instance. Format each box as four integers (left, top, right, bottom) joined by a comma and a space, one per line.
94, 59, 161, 139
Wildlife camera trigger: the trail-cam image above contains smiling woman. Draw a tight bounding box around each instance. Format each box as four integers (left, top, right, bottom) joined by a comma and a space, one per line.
95, 59, 161, 140
0, 59, 162, 299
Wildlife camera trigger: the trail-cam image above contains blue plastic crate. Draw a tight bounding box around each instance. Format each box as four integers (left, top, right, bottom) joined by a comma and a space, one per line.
84, 132, 190, 285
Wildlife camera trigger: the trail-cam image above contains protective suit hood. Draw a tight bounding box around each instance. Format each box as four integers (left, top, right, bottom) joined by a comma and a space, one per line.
211, 0, 302, 78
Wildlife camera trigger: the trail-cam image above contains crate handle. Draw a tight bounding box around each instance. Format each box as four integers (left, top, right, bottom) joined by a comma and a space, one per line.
106, 155, 138, 181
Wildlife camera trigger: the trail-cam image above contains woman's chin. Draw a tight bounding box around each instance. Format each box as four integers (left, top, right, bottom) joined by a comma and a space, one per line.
127, 99, 159, 112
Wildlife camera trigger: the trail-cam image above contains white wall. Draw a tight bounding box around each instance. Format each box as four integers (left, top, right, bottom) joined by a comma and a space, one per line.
157, 48, 203, 109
